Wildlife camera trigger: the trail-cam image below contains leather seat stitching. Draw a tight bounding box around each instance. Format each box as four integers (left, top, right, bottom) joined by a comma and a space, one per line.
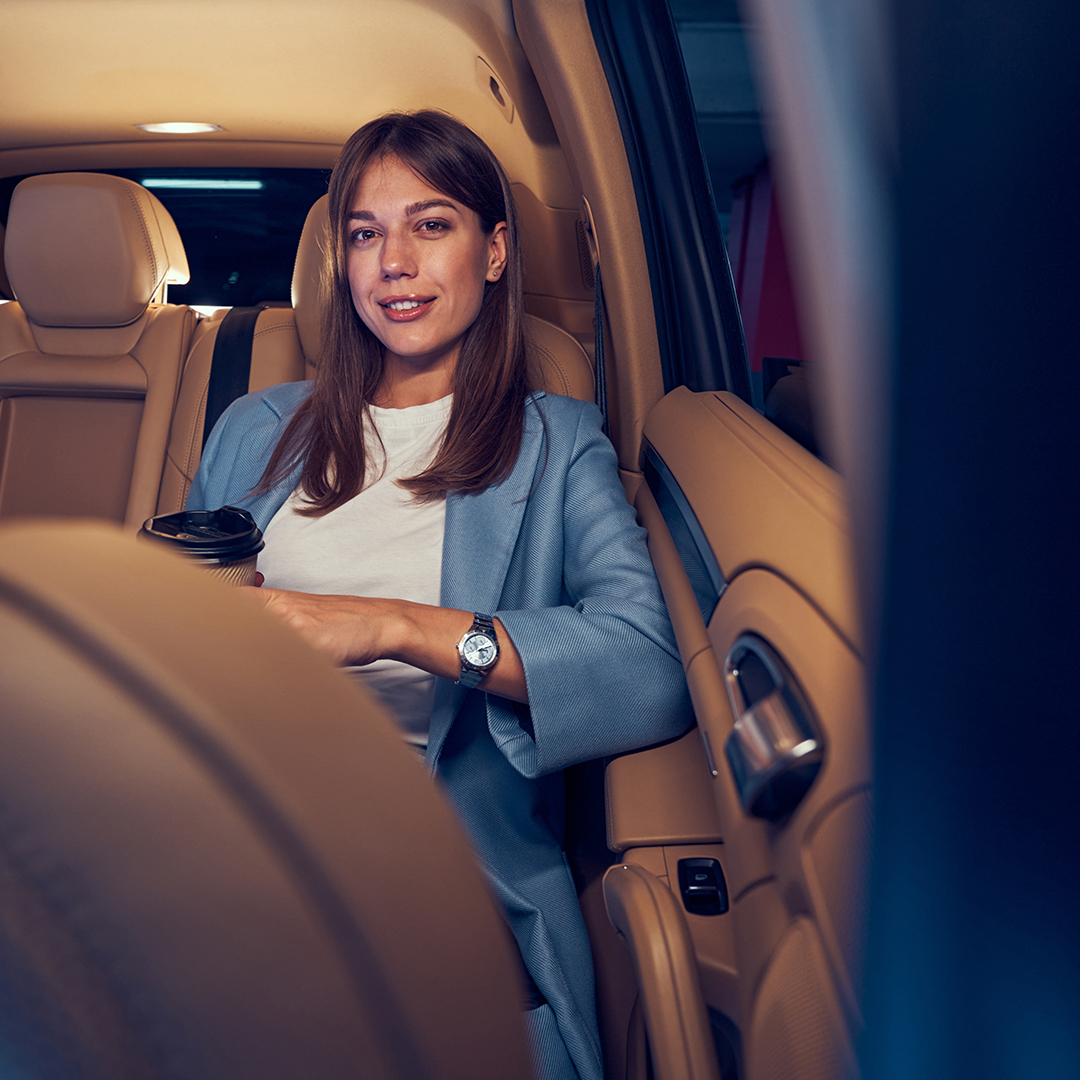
115, 181, 158, 293
186, 380, 209, 474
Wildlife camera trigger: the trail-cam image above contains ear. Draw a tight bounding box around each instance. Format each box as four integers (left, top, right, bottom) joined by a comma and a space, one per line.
486, 221, 508, 281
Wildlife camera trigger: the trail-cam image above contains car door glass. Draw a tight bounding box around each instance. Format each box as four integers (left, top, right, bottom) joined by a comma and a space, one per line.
672, 1, 822, 459
671, 0, 764, 246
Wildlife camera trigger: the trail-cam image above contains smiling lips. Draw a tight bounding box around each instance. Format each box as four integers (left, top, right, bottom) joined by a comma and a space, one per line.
379, 296, 435, 321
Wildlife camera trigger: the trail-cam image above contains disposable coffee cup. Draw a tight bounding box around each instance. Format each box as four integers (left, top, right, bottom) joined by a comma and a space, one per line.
139, 506, 265, 586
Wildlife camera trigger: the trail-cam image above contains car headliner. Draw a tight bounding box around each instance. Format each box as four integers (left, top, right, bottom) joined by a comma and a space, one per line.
0, 0, 575, 208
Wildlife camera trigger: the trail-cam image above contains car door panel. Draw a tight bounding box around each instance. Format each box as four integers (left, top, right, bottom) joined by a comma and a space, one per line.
615, 841, 740, 1026
605, 388, 868, 1080
705, 569, 869, 1021
646, 387, 859, 651
604, 860, 722, 1080
606, 728, 723, 851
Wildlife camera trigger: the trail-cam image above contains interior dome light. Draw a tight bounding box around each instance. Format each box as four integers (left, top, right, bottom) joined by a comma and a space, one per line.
136, 122, 223, 134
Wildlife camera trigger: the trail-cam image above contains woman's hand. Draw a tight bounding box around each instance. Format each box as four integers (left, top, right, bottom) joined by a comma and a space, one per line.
240, 586, 528, 703
239, 587, 405, 666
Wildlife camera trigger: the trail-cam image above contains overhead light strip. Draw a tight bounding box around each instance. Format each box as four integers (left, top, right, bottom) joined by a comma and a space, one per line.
136, 122, 223, 134
141, 179, 264, 191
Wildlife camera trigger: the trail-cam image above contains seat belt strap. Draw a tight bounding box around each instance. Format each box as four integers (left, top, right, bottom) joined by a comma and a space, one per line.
202, 305, 266, 450
593, 263, 609, 436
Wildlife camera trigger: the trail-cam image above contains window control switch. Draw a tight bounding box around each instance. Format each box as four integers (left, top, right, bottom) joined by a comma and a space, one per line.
677, 857, 729, 917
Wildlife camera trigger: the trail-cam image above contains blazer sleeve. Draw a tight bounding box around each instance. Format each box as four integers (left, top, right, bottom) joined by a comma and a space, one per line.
185, 393, 239, 512
491, 403, 694, 777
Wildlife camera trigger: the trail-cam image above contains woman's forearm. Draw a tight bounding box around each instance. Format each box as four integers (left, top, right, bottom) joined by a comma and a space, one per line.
245, 587, 528, 704
387, 602, 527, 703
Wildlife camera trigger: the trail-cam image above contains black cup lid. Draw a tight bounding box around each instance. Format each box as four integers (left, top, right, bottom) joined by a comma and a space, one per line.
139, 506, 265, 560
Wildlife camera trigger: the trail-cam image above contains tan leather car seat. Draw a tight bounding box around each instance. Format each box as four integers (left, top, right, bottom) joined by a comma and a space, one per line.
0, 172, 197, 530
0, 221, 14, 300
0, 519, 532, 1079
156, 197, 324, 514
158, 194, 595, 514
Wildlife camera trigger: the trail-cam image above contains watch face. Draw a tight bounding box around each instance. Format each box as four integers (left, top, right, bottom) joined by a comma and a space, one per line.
462, 632, 497, 669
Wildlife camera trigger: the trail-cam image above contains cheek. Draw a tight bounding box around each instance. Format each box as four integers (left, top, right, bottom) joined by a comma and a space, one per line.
346, 269, 384, 342
346, 259, 374, 317
452, 244, 492, 316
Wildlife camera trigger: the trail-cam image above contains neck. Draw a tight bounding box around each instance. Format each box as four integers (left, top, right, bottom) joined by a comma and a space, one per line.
373, 351, 455, 408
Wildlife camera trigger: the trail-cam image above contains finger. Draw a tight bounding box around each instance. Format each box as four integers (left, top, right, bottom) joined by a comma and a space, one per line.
236, 585, 273, 607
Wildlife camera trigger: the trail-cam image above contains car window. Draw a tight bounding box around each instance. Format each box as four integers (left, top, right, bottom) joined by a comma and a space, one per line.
0, 167, 330, 311
584, 0, 751, 401
670, 0, 821, 460
670, 0, 764, 245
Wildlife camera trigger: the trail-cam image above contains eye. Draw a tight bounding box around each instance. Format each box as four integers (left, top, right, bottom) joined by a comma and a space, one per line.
350, 227, 379, 245
418, 219, 449, 234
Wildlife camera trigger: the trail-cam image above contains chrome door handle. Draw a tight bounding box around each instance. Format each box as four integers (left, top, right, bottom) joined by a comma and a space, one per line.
723, 635, 824, 820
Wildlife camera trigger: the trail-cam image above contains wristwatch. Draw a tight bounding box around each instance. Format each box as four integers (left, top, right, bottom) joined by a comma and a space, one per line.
456, 613, 500, 688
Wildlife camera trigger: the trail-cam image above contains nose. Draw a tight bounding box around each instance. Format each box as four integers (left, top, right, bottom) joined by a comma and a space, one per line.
380, 229, 416, 280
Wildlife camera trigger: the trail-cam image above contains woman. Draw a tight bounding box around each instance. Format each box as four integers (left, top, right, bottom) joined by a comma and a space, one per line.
188, 110, 692, 1080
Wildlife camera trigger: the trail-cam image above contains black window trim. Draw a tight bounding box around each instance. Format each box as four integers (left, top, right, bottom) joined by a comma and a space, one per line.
643, 440, 726, 623
583, 0, 752, 402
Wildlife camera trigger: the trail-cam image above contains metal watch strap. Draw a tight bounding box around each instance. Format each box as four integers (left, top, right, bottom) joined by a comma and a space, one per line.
457, 613, 497, 689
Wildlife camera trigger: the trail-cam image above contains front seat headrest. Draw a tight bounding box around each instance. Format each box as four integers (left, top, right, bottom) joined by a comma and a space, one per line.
5, 172, 190, 329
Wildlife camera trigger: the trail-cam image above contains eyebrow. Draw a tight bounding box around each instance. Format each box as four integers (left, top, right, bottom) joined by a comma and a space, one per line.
406, 199, 460, 216
348, 199, 461, 222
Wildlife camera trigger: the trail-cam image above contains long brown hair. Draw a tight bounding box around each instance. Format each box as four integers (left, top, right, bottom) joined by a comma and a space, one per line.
258, 110, 528, 511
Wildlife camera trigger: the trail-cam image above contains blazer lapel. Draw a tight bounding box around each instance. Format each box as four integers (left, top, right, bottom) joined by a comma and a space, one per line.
428, 395, 547, 763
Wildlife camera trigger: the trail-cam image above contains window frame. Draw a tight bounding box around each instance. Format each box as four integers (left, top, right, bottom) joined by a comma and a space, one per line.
584, 0, 752, 400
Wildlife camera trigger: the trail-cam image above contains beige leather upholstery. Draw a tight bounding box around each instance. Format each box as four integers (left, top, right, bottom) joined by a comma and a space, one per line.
603, 863, 721, 1080
0, 173, 197, 530
158, 193, 595, 513
0, 222, 14, 299
5, 172, 189, 326
156, 195, 328, 515
291, 192, 327, 363
526, 312, 594, 401
611, 388, 869, 1080
0, 520, 532, 1079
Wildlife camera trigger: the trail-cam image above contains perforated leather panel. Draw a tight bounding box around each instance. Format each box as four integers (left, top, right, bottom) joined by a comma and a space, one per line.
803, 791, 872, 1011
747, 918, 856, 1080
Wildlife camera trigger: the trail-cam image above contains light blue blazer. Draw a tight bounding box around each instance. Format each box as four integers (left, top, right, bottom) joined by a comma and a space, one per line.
188, 383, 693, 1080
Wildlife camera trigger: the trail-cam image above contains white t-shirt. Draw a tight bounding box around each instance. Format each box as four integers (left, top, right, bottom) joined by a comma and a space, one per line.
257, 394, 451, 747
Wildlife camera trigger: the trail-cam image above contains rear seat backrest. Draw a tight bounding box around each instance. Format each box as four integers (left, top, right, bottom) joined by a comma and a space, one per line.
0, 172, 197, 529
157, 194, 329, 514
524, 314, 594, 402
281, 193, 594, 401
0, 222, 14, 300
161, 194, 594, 514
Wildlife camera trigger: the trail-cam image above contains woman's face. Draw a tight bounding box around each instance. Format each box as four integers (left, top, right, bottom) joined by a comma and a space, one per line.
346, 154, 507, 382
